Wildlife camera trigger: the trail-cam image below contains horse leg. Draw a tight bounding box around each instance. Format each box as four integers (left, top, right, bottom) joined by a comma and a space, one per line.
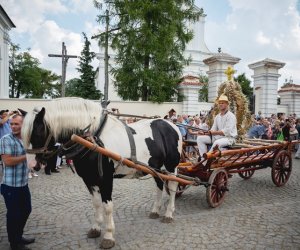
149, 178, 163, 219
161, 180, 178, 223
100, 201, 115, 249
87, 186, 103, 238
99, 159, 115, 249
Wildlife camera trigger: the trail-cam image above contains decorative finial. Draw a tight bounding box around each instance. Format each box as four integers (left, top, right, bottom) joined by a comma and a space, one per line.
224, 66, 235, 81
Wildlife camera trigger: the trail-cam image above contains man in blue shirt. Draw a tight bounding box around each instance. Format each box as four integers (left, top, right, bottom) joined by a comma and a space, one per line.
0, 114, 35, 250
247, 119, 269, 139
0, 110, 13, 170
177, 115, 188, 138
0, 110, 13, 139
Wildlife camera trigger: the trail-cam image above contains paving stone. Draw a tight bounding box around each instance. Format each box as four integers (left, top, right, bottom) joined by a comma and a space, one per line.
0, 156, 300, 249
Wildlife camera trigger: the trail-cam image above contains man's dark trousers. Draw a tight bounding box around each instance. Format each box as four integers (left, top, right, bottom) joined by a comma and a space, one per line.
1, 184, 32, 245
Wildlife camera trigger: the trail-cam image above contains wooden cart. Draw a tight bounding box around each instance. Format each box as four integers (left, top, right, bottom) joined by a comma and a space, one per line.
177, 138, 299, 207
71, 134, 299, 209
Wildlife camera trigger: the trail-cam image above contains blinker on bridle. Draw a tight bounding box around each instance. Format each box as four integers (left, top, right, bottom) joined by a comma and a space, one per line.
25, 107, 58, 159
26, 122, 93, 159
26, 132, 57, 159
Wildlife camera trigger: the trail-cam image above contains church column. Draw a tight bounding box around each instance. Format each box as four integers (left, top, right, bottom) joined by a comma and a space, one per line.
184, 8, 212, 77
177, 76, 202, 115
0, 30, 10, 98
95, 50, 105, 94
203, 52, 240, 102
278, 84, 300, 117
249, 58, 285, 117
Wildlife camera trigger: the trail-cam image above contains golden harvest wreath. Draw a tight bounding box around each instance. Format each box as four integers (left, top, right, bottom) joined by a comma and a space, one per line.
207, 79, 252, 141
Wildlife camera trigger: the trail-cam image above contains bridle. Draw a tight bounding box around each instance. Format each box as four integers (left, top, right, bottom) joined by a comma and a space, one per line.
26, 130, 58, 159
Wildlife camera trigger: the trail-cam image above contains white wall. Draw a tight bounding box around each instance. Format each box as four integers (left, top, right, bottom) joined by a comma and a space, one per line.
279, 91, 300, 116
0, 98, 215, 118
0, 25, 10, 98
0, 7, 15, 98
277, 104, 288, 115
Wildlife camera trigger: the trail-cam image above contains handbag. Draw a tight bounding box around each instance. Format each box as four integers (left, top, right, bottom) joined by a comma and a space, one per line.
277, 132, 284, 141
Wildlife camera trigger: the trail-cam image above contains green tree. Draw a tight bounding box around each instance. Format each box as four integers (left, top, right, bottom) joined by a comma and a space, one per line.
198, 74, 208, 102
94, 0, 202, 102
72, 33, 102, 99
39, 69, 61, 98
9, 43, 60, 98
234, 73, 254, 112
234, 73, 253, 98
65, 78, 81, 97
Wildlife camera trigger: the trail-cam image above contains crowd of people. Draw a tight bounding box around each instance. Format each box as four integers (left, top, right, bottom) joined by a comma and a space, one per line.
162, 104, 300, 160
246, 113, 300, 158
247, 113, 299, 141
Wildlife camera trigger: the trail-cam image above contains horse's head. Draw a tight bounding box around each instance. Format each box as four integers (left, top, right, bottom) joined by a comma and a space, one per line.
23, 97, 105, 166
22, 107, 56, 165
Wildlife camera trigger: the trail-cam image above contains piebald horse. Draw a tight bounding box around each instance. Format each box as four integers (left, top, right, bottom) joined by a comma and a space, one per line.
21, 97, 182, 249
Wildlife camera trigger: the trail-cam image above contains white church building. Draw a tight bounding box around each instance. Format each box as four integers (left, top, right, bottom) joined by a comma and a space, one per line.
0, 5, 15, 98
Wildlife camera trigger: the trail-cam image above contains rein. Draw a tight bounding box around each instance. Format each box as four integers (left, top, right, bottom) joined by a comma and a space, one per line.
176, 123, 212, 141
26, 131, 58, 159
176, 123, 209, 132
107, 111, 160, 120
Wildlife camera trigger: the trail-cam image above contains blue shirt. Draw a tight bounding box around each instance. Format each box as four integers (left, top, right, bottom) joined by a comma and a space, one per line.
247, 125, 267, 139
178, 120, 188, 137
0, 118, 12, 139
0, 133, 29, 187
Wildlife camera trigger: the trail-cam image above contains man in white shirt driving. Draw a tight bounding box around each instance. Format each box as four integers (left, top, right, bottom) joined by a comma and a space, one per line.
196, 94, 238, 159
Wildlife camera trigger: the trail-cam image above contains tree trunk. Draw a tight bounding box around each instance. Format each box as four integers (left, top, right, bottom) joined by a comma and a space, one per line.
142, 54, 150, 101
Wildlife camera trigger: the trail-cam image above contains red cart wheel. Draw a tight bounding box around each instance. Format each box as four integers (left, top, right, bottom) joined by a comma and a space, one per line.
206, 168, 228, 208
238, 166, 255, 179
271, 150, 292, 187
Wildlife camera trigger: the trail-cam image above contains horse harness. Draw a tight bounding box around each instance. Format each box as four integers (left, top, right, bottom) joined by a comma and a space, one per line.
93, 109, 138, 177
26, 130, 58, 160
68, 109, 167, 182
26, 105, 165, 183
58, 107, 139, 179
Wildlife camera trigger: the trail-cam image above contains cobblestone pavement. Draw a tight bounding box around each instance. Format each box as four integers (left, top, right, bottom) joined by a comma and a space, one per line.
0, 156, 300, 250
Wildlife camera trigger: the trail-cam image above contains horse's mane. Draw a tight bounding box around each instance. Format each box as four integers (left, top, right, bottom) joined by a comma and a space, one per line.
22, 110, 37, 149
22, 97, 102, 148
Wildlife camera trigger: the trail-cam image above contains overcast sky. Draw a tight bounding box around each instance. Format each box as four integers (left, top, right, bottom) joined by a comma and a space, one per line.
2, 0, 300, 87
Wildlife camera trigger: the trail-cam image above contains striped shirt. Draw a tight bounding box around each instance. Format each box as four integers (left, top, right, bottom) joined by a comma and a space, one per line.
0, 133, 29, 187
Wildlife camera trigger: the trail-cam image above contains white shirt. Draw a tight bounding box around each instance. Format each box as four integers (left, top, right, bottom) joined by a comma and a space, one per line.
198, 123, 209, 131
211, 110, 238, 142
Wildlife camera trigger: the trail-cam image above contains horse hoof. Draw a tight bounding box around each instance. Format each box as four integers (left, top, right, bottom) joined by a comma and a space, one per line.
149, 212, 159, 219
161, 216, 173, 223
100, 239, 115, 249
87, 228, 101, 238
